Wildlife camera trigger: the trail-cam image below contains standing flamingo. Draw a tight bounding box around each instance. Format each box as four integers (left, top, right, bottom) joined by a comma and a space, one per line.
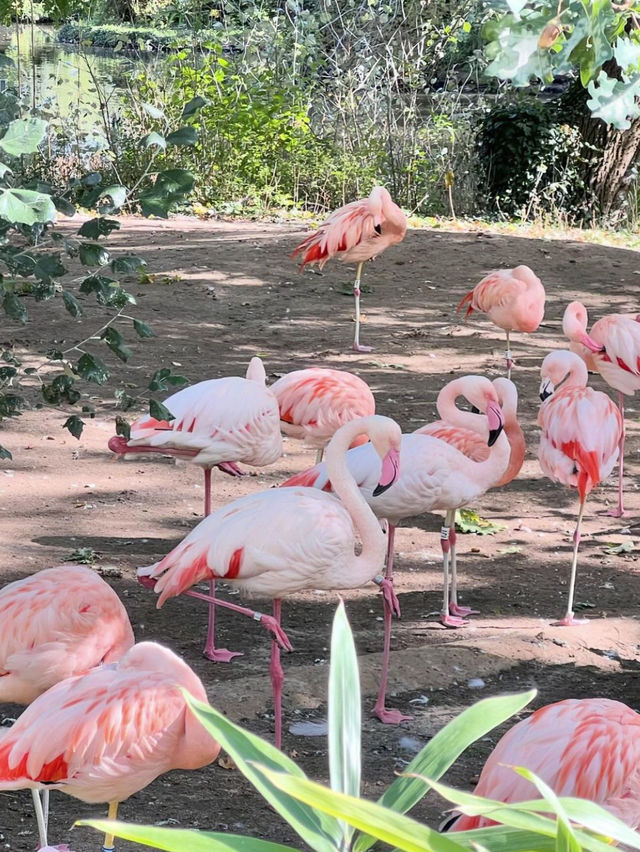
457, 265, 545, 378
271, 367, 375, 462
563, 301, 640, 517
283, 377, 519, 722
109, 356, 283, 663
138, 415, 402, 748
291, 186, 407, 352
0, 642, 219, 852
447, 698, 640, 832
538, 350, 622, 625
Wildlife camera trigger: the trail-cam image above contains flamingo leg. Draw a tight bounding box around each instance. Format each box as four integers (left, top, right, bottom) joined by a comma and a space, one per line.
372, 525, 412, 724
270, 599, 285, 749
505, 329, 513, 379
607, 393, 626, 518
102, 800, 118, 852
201, 468, 243, 664
42, 788, 49, 834
352, 262, 372, 353
440, 510, 468, 628
31, 789, 48, 848
315, 447, 324, 465
553, 498, 588, 627
448, 523, 479, 618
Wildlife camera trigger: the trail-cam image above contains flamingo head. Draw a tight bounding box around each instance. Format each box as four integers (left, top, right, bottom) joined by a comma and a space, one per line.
562, 301, 604, 353
368, 415, 402, 496
457, 376, 504, 446
540, 349, 588, 401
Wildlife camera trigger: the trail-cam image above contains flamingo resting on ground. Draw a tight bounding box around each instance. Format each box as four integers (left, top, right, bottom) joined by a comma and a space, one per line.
457, 265, 545, 378
0, 565, 135, 842
563, 301, 640, 517
109, 356, 283, 663
138, 415, 402, 748
291, 186, 407, 353
447, 698, 640, 832
283, 377, 520, 722
0, 642, 219, 852
271, 367, 375, 462
538, 350, 622, 625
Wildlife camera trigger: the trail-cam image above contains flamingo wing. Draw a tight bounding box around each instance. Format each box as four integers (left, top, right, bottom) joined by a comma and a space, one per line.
415, 421, 489, 462
591, 315, 640, 394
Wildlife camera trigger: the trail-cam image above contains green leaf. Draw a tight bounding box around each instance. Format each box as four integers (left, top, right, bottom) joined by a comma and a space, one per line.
141, 101, 165, 119
76, 353, 109, 385
0, 117, 47, 156
78, 820, 299, 852
455, 508, 506, 536
0, 162, 12, 178
3, 292, 27, 324
98, 185, 128, 212
148, 368, 188, 392
604, 540, 633, 554
78, 217, 121, 239
354, 690, 536, 852
0, 365, 16, 381
166, 126, 198, 147
186, 695, 343, 852
0, 189, 56, 225
101, 327, 133, 363
63, 415, 84, 439
140, 131, 167, 150
587, 70, 640, 130
139, 169, 196, 218
0, 443, 12, 459
511, 767, 580, 852
41, 375, 80, 406
133, 318, 155, 338
34, 253, 66, 281
181, 95, 208, 117
149, 399, 175, 422
111, 255, 147, 275
62, 290, 83, 318
79, 242, 111, 267
52, 195, 76, 217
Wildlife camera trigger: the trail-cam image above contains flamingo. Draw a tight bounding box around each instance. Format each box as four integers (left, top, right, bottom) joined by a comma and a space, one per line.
138, 415, 402, 748
291, 186, 407, 353
538, 350, 622, 626
447, 698, 640, 832
457, 265, 545, 378
271, 367, 375, 462
0, 642, 219, 852
283, 377, 519, 722
562, 301, 640, 517
109, 356, 283, 663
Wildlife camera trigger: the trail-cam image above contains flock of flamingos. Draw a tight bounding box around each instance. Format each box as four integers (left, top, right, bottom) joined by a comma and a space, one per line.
2, 186, 640, 850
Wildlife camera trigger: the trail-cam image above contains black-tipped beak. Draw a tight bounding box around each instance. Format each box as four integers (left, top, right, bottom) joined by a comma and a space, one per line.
470, 405, 480, 414
373, 481, 390, 496
488, 421, 503, 447
540, 388, 553, 402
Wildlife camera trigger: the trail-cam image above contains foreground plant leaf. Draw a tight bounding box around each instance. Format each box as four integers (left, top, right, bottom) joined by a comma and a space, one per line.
455, 508, 506, 535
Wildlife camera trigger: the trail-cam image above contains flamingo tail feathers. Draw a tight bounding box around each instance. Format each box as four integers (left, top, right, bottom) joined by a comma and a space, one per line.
456, 290, 475, 319
561, 440, 600, 501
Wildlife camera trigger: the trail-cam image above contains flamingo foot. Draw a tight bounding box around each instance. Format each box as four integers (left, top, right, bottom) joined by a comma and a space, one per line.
440, 612, 469, 628
372, 702, 413, 724
352, 343, 373, 353
380, 578, 401, 618
551, 613, 588, 627
217, 461, 244, 477
449, 602, 479, 617
203, 646, 243, 663
604, 506, 626, 518
258, 614, 294, 651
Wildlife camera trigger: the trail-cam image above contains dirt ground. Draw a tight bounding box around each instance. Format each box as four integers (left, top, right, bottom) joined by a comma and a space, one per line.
1, 216, 640, 851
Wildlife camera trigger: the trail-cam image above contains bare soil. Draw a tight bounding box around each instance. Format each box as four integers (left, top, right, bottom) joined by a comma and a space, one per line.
1, 216, 640, 851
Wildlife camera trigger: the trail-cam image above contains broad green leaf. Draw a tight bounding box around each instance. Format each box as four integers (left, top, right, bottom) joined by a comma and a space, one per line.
186, 695, 343, 852
140, 131, 166, 150
98, 185, 128, 212
0, 443, 11, 459
78, 820, 300, 852
78, 217, 121, 239
181, 95, 207, 117
587, 70, 640, 130
0, 189, 56, 225
62, 290, 83, 318
141, 101, 165, 119
52, 195, 76, 217
166, 126, 198, 146
0, 162, 11, 178
0, 117, 47, 156
148, 367, 188, 392
63, 415, 84, 439
455, 508, 506, 535
34, 253, 66, 281
253, 765, 465, 852
101, 327, 133, 363
0, 366, 16, 381
133, 318, 155, 338
139, 169, 196, 218
76, 353, 109, 385
354, 690, 536, 852
111, 255, 147, 275
79, 242, 111, 267
149, 399, 175, 422
3, 292, 27, 324
82, 172, 102, 187
42, 375, 80, 406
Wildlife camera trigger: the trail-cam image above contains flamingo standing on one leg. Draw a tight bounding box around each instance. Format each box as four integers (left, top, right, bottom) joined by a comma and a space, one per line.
538, 350, 622, 626
271, 367, 375, 463
138, 415, 402, 748
457, 265, 545, 378
446, 698, 640, 832
291, 186, 407, 353
563, 301, 640, 517
109, 356, 283, 663
0, 642, 220, 852
0, 565, 135, 844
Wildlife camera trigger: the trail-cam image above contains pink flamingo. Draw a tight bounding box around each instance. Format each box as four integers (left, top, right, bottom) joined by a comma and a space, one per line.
0, 642, 219, 852
563, 301, 640, 517
138, 415, 402, 749
284, 377, 519, 722
447, 698, 640, 832
291, 186, 407, 353
457, 265, 545, 378
109, 356, 283, 663
271, 367, 375, 462
538, 350, 622, 626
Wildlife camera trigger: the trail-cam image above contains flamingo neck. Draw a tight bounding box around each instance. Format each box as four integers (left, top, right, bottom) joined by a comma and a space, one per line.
563, 358, 589, 389
436, 381, 484, 434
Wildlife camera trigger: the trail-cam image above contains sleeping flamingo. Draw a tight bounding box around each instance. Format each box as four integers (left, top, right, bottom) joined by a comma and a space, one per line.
138, 415, 401, 748
457, 265, 545, 378
283, 377, 520, 722
0, 642, 219, 852
0, 565, 135, 842
563, 301, 640, 517
538, 350, 622, 625
291, 186, 407, 352
447, 698, 640, 832
271, 367, 375, 462
109, 356, 282, 663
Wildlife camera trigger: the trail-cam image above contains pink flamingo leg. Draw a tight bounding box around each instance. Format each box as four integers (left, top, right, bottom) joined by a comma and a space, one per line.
270, 599, 285, 749
440, 511, 468, 628
606, 393, 626, 518
373, 526, 412, 724
553, 498, 588, 627
449, 525, 479, 618
505, 330, 513, 379
352, 262, 373, 353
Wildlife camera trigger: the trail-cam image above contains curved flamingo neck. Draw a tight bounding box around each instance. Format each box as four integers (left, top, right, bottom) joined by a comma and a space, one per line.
324, 417, 386, 581
436, 379, 484, 433
562, 302, 588, 343
562, 356, 589, 389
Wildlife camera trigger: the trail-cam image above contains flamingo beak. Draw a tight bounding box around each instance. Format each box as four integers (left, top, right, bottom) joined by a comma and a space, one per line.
540, 378, 554, 402
487, 403, 504, 447
580, 332, 605, 354
373, 447, 400, 496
